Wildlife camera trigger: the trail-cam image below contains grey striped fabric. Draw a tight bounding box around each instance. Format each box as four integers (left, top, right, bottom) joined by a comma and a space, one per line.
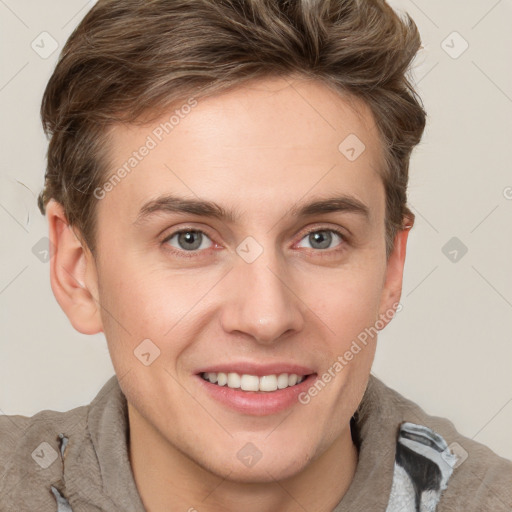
386, 422, 458, 512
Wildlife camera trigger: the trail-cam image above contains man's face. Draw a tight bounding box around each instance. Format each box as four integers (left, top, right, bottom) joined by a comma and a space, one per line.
90, 77, 402, 481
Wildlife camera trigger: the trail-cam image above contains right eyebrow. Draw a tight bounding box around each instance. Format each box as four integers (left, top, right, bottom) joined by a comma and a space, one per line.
134, 194, 239, 226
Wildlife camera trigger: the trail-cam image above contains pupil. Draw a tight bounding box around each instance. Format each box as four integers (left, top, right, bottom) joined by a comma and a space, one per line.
311, 231, 331, 249
180, 231, 201, 250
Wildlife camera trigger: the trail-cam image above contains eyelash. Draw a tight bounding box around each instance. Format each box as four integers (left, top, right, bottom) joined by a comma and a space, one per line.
160, 226, 348, 259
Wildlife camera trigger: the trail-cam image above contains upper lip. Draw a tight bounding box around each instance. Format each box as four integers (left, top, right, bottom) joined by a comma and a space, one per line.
196, 362, 316, 377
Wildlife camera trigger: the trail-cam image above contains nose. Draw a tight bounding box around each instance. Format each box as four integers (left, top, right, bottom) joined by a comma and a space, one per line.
219, 249, 305, 346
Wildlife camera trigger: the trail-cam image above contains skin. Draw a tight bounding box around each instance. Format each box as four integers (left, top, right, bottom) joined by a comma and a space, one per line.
47, 76, 411, 512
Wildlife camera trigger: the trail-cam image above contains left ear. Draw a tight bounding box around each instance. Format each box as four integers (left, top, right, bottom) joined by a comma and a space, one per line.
376, 224, 412, 327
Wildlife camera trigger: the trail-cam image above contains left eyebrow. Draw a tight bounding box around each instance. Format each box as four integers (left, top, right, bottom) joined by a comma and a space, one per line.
289, 195, 370, 220
133, 193, 371, 226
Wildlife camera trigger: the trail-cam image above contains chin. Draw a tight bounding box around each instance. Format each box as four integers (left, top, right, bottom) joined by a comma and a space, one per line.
194, 442, 315, 484
217, 460, 309, 484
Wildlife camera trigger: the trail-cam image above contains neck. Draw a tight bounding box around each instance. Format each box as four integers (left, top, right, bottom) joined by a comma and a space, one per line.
128, 403, 358, 512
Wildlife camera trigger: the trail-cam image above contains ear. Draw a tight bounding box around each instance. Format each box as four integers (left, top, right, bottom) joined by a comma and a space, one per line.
376, 221, 413, 328
46, 199, 103, 335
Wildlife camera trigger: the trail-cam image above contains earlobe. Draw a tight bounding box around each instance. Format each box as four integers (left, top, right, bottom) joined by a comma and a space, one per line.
377, 224, 412, 328
46, 199, 103, 335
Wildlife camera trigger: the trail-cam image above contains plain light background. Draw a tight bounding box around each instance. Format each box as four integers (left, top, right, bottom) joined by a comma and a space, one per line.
0, 0, 511, 461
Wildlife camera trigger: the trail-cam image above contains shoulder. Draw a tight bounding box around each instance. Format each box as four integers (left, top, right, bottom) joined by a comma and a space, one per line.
0, 375, 127, 512
0, 403, 89, 454
0, 375, 121, 466
0, 403, 89, 510
368, 375, 512, 511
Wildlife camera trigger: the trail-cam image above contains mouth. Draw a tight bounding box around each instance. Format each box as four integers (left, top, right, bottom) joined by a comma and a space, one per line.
200, 371, 309, 392
196, 368, 317, 415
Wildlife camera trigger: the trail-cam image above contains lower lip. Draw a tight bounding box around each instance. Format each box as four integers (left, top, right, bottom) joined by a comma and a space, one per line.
195, 374, 317, 416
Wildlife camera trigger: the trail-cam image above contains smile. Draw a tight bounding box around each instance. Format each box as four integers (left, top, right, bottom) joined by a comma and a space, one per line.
200, 372, 307, 392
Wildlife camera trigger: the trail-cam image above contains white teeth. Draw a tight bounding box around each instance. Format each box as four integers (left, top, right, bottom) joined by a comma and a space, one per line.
260, 375, 278, 392
240, 374, 259, 391
277, 373, 289, 389
201, 372, 307, 392
227, 372, 241, 388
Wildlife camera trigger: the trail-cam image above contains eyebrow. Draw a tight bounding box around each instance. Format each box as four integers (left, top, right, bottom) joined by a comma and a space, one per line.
134, 193, 370, 225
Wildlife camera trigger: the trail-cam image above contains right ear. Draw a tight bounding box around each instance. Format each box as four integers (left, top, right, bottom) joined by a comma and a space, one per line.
46, 199, 103, 335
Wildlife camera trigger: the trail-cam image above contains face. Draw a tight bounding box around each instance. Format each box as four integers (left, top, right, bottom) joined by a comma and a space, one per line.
73, 77, 406, 482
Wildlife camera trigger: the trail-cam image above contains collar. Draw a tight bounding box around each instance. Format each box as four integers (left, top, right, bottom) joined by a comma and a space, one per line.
333, 373, 406, 511
61, 374, 146, 511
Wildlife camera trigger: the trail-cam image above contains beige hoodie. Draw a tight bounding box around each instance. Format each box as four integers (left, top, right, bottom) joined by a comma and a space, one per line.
1, 374, 510, 511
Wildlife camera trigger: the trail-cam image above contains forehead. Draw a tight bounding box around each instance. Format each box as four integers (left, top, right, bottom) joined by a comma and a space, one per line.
99, 77, 385, 226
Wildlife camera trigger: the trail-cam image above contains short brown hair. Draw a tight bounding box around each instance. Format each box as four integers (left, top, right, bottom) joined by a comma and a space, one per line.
38, 0, 425, 258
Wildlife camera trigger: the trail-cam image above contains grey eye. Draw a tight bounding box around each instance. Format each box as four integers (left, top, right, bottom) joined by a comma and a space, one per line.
297, 230, 343, 250
166, 230, 213, 251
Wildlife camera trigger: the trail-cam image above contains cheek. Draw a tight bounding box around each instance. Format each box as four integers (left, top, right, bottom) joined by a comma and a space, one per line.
95, 256, 187, 362
298, 268, 384, 436
96, 251, 223, 376
303, 261, 385, 342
